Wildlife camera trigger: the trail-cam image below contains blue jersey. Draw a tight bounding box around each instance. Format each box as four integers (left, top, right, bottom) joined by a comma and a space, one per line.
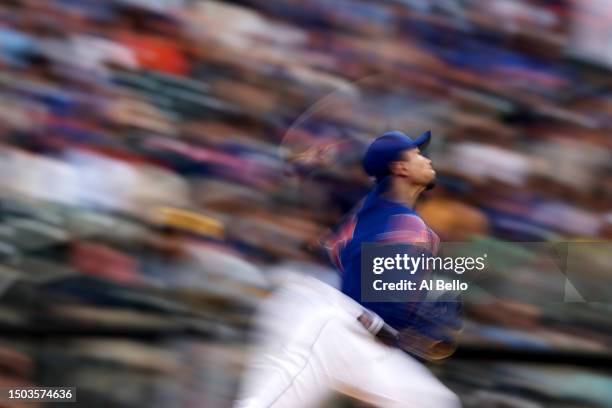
326, 195, 443, 331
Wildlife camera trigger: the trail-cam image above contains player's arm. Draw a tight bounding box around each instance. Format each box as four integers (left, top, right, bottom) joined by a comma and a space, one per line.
376, 214, 463, 361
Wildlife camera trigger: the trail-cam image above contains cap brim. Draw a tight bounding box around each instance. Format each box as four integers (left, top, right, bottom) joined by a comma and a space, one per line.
414, 130, 431, 150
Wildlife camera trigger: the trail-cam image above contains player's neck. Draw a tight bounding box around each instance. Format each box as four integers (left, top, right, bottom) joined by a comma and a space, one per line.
384, 179, 425, 209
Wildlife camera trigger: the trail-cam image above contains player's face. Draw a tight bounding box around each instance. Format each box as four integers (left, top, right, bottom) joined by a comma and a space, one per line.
394, 148, 436, 187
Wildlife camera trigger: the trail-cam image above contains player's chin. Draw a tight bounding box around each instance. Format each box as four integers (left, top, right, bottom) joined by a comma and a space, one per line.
425, 173, 436, 191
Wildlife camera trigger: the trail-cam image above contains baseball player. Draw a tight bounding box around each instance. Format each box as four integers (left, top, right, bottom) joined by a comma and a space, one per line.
235, 131, 462, 408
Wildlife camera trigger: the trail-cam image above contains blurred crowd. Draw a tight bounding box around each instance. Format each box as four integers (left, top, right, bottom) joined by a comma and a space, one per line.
0, 0, 612, 407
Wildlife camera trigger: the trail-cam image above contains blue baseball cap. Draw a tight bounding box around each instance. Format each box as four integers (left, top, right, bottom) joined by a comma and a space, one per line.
362, 130, 431, 180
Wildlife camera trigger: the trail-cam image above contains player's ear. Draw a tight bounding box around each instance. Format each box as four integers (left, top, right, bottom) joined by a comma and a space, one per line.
389, 161, 409, 177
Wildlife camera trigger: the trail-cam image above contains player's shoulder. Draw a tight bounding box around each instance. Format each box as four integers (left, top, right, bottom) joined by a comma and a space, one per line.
355, 198, 432, 241
376, 211, 432, 244
378, 213, 440, 254
385, 212, 428, 233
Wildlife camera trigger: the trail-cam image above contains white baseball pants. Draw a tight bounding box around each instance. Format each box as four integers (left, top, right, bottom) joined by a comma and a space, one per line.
234, 274, 461, 408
